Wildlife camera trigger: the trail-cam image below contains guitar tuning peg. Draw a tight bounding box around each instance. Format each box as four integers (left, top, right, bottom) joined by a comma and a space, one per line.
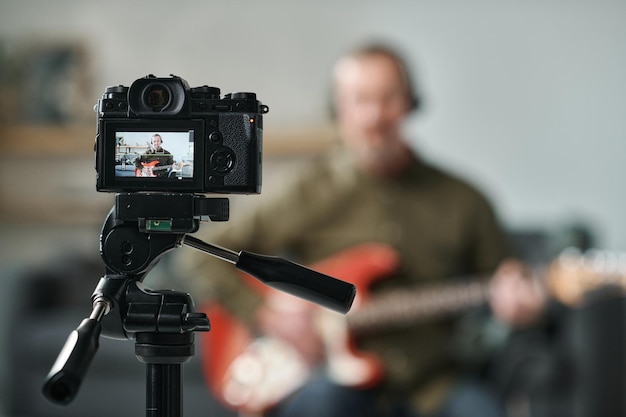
617, 253, 626, 275
581, 249, 626, 285
582, 249, 609, 271
601, 251, 619, 274
557, 247, 583, 270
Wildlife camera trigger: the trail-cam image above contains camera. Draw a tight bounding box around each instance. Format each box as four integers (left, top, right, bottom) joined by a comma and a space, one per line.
95, 74, 269, 193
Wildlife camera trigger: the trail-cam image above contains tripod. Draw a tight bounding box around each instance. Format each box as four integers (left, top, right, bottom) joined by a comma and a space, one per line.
43, 193, 356, 417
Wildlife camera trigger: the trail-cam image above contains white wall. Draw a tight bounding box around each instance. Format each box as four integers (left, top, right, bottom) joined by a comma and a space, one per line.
1, 0, 625, 250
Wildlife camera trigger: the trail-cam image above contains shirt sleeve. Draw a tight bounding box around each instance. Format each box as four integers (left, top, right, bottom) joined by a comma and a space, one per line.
467, 191, 511, 274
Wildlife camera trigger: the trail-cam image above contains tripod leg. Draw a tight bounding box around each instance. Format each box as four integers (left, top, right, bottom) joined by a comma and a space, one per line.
146, 363, 182, 417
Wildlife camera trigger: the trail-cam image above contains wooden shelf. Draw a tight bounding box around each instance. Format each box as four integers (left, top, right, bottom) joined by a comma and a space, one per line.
0, 124, 96, 156
0, 123, 336, 157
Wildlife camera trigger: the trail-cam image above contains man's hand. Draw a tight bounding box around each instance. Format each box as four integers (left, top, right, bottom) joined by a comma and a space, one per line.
254, 290, 325, 366
489, 259, 547, 327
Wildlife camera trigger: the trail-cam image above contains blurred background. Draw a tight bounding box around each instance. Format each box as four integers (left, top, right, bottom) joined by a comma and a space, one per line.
0, 0, 624, 416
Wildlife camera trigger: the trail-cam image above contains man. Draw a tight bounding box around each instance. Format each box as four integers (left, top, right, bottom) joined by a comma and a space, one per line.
134, 133, 174, 177
175, 43, 545, 417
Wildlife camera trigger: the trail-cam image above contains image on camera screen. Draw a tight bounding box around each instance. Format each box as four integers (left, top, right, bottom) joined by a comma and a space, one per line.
114, 131, 194, 179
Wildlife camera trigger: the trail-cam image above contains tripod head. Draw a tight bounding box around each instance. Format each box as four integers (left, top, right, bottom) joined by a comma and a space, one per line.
43, 193, 356, 412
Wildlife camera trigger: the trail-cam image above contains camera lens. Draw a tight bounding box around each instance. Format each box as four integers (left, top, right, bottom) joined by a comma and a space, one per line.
143, 83, 171, 110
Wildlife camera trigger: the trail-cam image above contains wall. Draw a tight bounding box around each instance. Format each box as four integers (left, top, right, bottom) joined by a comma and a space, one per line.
1, 0, 625, 251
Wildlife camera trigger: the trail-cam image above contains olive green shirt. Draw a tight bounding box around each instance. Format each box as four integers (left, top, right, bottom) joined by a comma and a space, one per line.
175, 147, 509, 406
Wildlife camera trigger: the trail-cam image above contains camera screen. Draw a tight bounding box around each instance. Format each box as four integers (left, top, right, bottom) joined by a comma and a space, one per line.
114, 131, 194, 180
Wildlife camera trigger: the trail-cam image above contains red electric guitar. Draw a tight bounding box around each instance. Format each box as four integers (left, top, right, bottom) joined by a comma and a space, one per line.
135, 160, 172, 177
199, 244, 626, 415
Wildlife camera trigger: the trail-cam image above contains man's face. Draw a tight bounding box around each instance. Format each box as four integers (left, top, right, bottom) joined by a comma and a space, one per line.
152, 135, 163, 150
333, 53, 412, 166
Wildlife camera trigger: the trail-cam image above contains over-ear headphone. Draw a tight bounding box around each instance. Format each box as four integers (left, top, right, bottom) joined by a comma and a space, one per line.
328, 42, 422, 120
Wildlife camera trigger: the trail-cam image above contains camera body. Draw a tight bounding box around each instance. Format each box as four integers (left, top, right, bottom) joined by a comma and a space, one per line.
95, 74, 268, 193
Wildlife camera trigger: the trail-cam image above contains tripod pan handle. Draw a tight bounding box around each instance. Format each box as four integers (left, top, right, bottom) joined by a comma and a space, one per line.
237, 251, 356, 314
42, 318, 101, 404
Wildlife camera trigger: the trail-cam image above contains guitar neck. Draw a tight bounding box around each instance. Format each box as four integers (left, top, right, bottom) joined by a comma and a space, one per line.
347, 277, 490, 334
151, 164, 171, 171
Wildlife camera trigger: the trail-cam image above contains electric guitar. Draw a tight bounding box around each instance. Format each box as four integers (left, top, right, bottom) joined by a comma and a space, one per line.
135, 160, 172, 177
199, 244, 625, 414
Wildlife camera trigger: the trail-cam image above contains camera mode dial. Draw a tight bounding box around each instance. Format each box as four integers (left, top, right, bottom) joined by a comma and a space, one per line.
104, 85, 128, 97
225, 92, 256, 100
190, 86, 221, 99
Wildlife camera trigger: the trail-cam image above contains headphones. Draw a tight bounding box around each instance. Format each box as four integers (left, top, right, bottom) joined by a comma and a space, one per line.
328, 42, 422, 120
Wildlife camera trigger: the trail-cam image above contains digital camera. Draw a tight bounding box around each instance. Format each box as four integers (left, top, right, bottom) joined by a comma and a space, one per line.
95, 74, 268, 193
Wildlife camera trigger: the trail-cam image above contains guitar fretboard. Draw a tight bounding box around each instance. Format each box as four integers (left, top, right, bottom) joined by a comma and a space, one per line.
347, 278, 490, 334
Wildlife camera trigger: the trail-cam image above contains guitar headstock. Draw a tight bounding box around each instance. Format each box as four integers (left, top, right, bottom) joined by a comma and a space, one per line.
547, 248, 626, 306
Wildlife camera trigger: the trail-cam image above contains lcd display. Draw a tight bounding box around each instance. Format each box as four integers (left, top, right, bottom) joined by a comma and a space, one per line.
114, 130, 194, 180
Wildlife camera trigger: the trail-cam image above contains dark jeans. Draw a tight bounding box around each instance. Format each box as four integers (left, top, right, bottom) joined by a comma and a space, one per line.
437, 378, 506, 417
266, 375, 505, 417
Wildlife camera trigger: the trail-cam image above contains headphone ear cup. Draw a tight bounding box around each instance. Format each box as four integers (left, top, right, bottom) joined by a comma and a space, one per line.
409, 90, 421, 113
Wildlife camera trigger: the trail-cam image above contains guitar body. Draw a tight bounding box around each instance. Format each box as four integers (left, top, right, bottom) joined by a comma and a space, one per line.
314, 244, 401, 388
199, 243, 401, 414
135, 160, 161, 177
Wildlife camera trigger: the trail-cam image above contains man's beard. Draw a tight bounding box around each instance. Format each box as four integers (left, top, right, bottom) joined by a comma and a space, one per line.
353, 134, 411, 177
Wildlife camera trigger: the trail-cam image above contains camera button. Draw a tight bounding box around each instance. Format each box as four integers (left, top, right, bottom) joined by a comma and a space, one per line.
121, 241, 134, 255
210, 148, 236, 174
209, 131, 222, 143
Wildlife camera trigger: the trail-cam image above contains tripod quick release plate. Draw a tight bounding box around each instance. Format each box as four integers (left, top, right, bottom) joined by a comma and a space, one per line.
115, 193, 229, 233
